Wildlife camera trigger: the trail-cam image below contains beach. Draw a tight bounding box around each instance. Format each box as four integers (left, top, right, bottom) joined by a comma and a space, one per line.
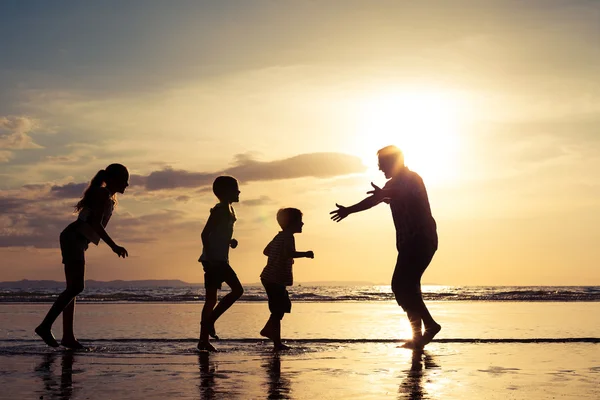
1, 301, 599, 399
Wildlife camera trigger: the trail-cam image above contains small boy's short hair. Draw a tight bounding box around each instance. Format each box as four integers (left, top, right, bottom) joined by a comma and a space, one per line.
377, 145, 405, 167
213, 176, 238, 200
276, 208, 303, 229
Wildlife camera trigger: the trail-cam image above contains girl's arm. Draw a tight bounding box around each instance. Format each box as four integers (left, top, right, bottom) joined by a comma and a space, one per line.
87, 191, 127, 258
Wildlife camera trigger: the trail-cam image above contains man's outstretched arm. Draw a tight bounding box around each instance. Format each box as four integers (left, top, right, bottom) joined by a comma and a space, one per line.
330, 193, 385, 223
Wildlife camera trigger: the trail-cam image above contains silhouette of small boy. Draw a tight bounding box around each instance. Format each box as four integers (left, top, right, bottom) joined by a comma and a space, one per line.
198, 176, 244, 352
260, 208, 314, 350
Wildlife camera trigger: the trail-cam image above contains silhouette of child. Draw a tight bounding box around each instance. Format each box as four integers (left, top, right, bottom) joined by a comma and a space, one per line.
330, 146, 441, 348
35, 164, 129, 349
260, 208, 314, 350
197, 176, 244, 352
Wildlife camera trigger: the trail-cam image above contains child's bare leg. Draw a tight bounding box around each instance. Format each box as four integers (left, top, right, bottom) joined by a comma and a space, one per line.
60, 298, 84, 349
272, 318, 289, 351
198, 289, 218, 351
210, 276, 243, 323
260, 317, 274, 340
36, 263, 84, 348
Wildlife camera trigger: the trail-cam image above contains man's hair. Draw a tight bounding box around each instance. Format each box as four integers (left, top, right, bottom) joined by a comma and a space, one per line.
377, 145, 405, 167
212, 176, 238, 199
276, 208, 303, 229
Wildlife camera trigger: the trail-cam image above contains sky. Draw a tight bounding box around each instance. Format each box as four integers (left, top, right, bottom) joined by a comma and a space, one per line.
1, 0, 599, 285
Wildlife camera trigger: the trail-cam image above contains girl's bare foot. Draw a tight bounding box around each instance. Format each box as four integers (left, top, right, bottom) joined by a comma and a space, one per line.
197, 341, 218, 352
60, 338, 85, 350
35, 326, 59, 348
421, 323, 442, 346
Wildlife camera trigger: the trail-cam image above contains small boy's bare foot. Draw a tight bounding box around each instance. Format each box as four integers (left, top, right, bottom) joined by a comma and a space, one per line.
197, 341, 218, 352
274, 343, 291, 351
260, 327, 274, 340
35, 326, 59, 348
60, 338, 86, 350
421, 323, 442, 346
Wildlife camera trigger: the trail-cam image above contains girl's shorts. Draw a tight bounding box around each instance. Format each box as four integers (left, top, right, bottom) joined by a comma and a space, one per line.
60, 224, 90, 265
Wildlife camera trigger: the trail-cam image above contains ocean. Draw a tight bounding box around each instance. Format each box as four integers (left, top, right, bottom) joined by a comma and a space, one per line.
0, 287, 598, 398
1, 284, 599, 303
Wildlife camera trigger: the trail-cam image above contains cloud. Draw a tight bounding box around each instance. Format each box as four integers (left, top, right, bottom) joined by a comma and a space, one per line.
134, 152, 366, 191
0, 185, 200, 248
50, 182, 88, 199
0, 116, 41, 150
242, 195, 274, 207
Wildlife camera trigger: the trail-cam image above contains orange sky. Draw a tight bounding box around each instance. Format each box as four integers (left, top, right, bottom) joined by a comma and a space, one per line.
1, 1, 599, 285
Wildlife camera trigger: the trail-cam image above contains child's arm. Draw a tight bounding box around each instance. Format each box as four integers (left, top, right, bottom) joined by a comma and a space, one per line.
87, 189, 128, 258
292, 250, 314, 259
283, 236, 314, 259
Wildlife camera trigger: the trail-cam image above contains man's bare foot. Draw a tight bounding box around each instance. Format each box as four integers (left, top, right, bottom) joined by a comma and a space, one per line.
274, 343, 291, 351
400, 339, 424, 350
35, 326, 59, 348
197, 341, 218, 352
421, 323, 442, 346
260, 327, 274, 340
60, 338, 86, 350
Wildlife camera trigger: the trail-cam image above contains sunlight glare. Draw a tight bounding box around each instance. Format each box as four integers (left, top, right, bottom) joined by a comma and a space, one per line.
354, 90, 464, 184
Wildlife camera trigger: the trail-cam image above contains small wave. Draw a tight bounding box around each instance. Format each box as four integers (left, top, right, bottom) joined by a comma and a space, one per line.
1, 286, 599, 303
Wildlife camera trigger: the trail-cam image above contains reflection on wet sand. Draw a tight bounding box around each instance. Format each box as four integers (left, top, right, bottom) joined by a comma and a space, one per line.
399, 350, 440, 399
35, 351, 76, 400
198, 352, 218, 400
263, 353, 292, 399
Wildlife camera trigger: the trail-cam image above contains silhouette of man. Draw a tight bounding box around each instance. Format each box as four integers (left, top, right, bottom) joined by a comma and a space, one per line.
330, 145, 441, 348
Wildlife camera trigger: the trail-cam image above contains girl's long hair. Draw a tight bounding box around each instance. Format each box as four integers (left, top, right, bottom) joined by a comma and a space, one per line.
74, 164, 127, 213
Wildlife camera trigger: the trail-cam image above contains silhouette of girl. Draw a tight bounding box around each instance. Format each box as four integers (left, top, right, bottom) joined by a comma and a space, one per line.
35, 164, 129, 349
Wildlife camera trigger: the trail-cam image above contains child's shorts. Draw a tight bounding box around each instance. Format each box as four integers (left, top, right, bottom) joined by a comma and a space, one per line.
261, 279, 291, 319
201, 261, 239, 290
60, 223, 90, 265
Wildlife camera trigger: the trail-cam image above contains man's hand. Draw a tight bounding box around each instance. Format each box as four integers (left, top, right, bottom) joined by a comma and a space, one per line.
366, 182, 382, 197
330, 203, 349, 222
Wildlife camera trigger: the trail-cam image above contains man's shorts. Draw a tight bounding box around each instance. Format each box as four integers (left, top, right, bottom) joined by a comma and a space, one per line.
201, 261, 239, 290
60, 223, 90, 265
261, 279, 291, 319
391, 237, 437, 311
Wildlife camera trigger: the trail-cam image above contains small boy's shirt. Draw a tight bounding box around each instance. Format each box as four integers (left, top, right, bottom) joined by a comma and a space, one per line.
199, 203, 236, 264
260, 231, 295, 286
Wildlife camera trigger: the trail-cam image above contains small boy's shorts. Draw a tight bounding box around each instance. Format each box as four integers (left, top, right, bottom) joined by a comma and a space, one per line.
261, 279, 291, 319
201, 261, 239, 290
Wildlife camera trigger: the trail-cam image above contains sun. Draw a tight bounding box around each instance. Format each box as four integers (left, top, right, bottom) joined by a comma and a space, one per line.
353, 89, 464, 185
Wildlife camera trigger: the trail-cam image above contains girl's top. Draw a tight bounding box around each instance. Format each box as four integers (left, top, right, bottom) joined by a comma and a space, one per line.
76, 187, 115, 245
260, 231, 295, 286
199, 203, 236, 264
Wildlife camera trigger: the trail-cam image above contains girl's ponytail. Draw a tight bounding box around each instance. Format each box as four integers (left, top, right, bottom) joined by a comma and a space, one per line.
74, 169, 108, 212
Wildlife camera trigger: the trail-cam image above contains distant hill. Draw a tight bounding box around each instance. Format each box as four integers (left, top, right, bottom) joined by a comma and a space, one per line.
0, 279, 382, 289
